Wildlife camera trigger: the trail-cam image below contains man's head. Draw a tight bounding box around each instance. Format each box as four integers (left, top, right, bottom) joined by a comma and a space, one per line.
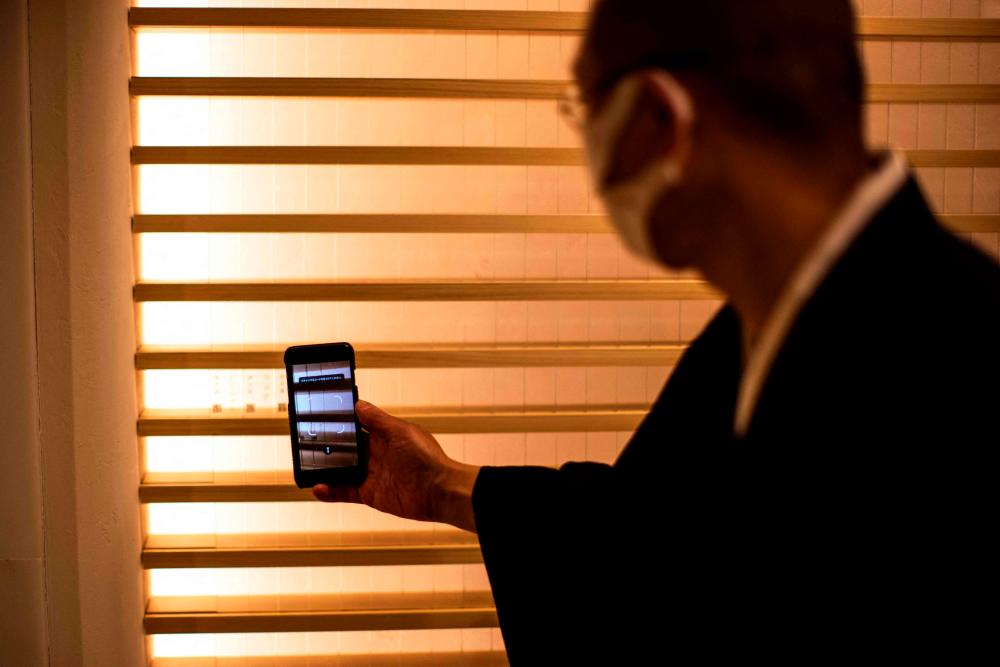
571, 0, 868, 270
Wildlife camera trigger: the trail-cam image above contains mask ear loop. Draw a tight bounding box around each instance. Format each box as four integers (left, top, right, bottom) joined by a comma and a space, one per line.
583, 68, 696, 190
640, 69, 696, 183
582, 69, 698, 261
583, 72, 647, 188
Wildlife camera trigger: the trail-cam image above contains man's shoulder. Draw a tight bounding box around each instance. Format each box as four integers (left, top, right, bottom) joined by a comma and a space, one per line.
746, 176, 1000, 441
828, 176, 999, 302
801, 175, 1000, 345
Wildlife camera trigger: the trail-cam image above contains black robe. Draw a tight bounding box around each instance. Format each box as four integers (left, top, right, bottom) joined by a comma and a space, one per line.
471, 176, 1000, 664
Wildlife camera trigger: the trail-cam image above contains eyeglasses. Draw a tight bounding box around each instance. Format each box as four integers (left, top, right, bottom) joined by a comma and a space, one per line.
557, 81, 588, 133
558, 78, 627, 133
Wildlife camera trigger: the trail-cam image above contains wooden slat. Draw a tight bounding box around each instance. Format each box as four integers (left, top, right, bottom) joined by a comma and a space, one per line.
133, 279, 722, 302
151, 653, 507, 667
148, 590, 496, 614
142, 472, 297, 486
142, 483, 312, 503
143, 544, 483, 568
144, 607, 499, 634
135, 342, 689, 370
152, 655, 505, 667
131, 146, 1000, 167
131, 213, 1000, 234
905, 150, 1000, 167
858, 17, 1000, 40
138, 407, 649, 436
132, 213, 613, 234
866, 84, 1000, 103
130, 76, 565, 99
128, 7, 587, 31
128, 8, 1000, 41
131, 146, 580, 166
131, 78, 1000, 104
943, 215, 1000, 233
144, 529, 476, 550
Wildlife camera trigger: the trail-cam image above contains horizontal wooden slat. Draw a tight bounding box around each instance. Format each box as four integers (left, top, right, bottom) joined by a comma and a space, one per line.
143, 529, 476, 550
142, 483, 311, 503
143, 544, 483, 568
944, 215, 1000, 233
858, 17, 1000, 40
152, 654, 505, 667
131, 146, 1000, 167
129, 212, 1000, 235
129, 7, 587, 31
132, 213, 613, 234
133, 279, 722, 302
130, 76, 565, 99
148, 590, 495, 614
151, 652, 507, 667
130, 77, 1000, 103
131, 146, 581, 165
128, 8, 1000, 41
144, 607, 499, 634
132, 213, 1000, 234
136, 342, 688, 370
138, 406, 649, 436
145, 79, 978, 104
866, 84, 1000, 103
906, 150, 1000, 167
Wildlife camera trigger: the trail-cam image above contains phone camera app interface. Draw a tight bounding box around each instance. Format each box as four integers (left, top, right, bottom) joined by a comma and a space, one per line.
291, 361, 358, 470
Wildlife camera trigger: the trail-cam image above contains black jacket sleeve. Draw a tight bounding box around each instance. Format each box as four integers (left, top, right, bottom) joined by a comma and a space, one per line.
468, 306, 746, 665
471, 461, 651, 665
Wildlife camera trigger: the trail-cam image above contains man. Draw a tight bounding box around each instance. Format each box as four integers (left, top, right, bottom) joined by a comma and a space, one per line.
315, 1, 999, 663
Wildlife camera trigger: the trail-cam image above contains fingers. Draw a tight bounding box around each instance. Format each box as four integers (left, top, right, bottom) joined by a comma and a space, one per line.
312, 483, 361, 504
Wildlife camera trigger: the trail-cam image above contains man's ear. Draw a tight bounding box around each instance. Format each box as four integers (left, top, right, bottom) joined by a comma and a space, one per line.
600, 69, 696, 188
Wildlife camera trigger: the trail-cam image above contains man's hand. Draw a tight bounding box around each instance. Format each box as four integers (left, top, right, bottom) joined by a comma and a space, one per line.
311, 399, 481, 533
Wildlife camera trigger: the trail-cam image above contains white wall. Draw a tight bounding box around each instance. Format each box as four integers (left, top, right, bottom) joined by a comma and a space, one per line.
0, 1, 48, 662
0, 0, 145, 664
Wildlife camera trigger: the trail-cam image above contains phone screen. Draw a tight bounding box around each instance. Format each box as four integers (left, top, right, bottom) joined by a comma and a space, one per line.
289, 360, 359, 470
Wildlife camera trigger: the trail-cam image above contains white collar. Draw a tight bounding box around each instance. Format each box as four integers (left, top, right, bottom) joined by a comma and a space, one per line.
734, 150, 910, 438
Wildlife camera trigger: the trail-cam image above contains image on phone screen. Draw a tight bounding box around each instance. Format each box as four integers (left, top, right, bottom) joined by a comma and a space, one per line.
290, 360, 359, 470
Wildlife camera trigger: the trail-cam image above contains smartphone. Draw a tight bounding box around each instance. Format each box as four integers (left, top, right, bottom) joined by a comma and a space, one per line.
284, 342, 368, 489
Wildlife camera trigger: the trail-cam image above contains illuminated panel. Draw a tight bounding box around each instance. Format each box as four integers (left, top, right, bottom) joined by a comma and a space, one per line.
132, 0, 1000, 661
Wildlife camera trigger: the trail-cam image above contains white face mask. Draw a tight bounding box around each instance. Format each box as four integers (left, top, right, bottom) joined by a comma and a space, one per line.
582, 69, 695, 264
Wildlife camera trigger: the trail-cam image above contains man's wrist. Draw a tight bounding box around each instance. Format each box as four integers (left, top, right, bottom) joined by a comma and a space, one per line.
433, 461, 481, 533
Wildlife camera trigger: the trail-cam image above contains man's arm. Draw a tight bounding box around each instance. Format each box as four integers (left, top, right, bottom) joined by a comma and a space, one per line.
310, 399, 660, 662
311, 400, 482, 528
430, 458, 480, 533
311, 399, 639, 536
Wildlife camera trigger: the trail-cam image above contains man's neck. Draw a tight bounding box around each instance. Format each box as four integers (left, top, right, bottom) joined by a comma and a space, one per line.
699, 155, 878, 365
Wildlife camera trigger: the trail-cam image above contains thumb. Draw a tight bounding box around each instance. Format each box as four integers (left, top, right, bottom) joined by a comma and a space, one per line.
354, 399, 393, 430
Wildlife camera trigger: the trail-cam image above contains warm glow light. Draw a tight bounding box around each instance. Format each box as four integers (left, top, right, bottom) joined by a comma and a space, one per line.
134, 1, 651, 659
144, 432, 621, 498
136, 164, 600, 215
136, 96, 584, 147
145, 500, 466, 538
133, 26, 582, 79
142, 367, 670, 411
136, 0, 1000, 659
139, 301, 689, 346
149, 564, 480, 598
151, 628, 505, 659
145, 436, 292, 475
